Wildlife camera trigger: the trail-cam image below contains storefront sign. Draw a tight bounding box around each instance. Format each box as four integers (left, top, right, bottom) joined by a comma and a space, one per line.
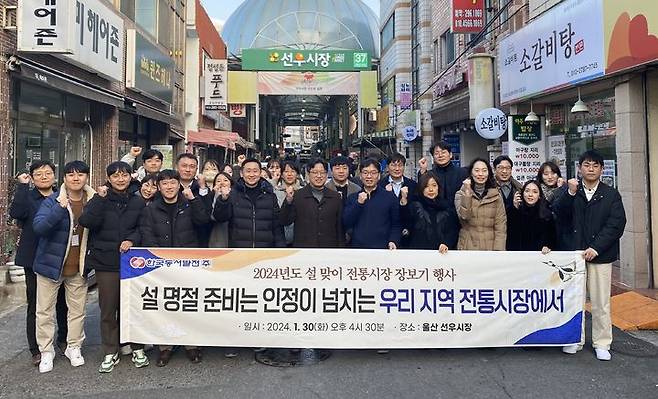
17, 0, 75, 53
604, 0, 658, 74
451, 0, 485, 34
498, 0, 605, 104
229, 104, 246, 118
204, 59, 227, 111
509, 116, 545, 183
547, 135, 567, 178
475, 108, 507, 139
120, 248, 585, 348
242, 49, 371, 71
602, 159, 616, 188
401, 110, 421, 142
257, 72, 359, 96
126, 30, 174, 104
18, 0, 125, 82
399, 82, 412, 109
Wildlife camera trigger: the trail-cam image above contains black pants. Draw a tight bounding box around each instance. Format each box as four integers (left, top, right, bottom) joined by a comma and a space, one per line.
25, 267, 68, 355
96, 271, 143, 355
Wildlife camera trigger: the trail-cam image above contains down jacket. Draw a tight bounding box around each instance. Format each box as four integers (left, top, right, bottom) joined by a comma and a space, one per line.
140, 195, 210, 248
213, 178, 285, 248
32, 184, 96, 281
9, 183, 54, 269
343, 186, 401, 249
405, 197, 456, 250
79, 189, 145, 272
454, 186, 507, 251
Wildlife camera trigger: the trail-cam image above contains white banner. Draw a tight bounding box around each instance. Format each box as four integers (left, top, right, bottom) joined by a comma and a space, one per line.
121, 249, 586, 349
204, 59, 228, 112
229, 104, 246, 118
18, 0, 125, 82
498, 0, 605, 104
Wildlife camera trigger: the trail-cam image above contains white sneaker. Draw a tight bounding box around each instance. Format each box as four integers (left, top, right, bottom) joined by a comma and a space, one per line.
39, 351, 55, 373
562, 344, 579, 354
64, 346, 85, 367
120, 344, 133, 356
595, 348, 611, 361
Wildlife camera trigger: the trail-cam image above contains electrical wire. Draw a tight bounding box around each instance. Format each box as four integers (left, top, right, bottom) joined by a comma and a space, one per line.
393, 0, 529, 121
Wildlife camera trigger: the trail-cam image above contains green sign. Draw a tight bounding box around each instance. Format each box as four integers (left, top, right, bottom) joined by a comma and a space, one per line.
511, 116, 541, 145
242, 49, 371, 71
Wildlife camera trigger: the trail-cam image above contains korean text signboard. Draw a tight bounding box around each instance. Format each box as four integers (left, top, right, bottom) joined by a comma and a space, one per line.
204, 59, 227, 112
475, 108, 507, 139
18, 0, 75, 53
18, 0, 125, 82
451, 0, 485, 34
121, 248, 585, 348
242, 49, 371, 71
498, 0, 605, 104
509, 116, 545, 183
126, 30, 174, 104
229, 104, 246, 118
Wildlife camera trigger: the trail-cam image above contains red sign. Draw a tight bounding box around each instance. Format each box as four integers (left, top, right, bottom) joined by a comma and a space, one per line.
229, 104, 246, 118
451, 0, 485, 34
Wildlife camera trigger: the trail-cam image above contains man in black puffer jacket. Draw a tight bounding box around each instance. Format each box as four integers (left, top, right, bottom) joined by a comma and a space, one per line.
213, 158, 285, 248
79, 161, 145, 373
139, 169, 210, 366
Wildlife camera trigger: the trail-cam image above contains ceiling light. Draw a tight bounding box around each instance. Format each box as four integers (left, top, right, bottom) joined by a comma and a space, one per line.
571, 87, 589, 114
525, 100, 540, 123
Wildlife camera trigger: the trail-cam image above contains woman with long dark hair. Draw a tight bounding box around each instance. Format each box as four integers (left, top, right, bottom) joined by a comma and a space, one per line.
507, 180, 556, 253
406, 171, 454, 253
536, 161, 571, 250
454, 158, 506, 250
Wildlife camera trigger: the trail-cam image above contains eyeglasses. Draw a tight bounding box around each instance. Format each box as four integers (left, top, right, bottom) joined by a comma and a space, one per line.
309, 170, 327, 176
361, 170, 379, 177
495, 166, 512, 171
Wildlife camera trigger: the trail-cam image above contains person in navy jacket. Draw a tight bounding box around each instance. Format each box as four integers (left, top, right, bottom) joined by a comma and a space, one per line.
379, 153, 416, 247
32, 161, 95, 373
9, 160, 68, 366
343, 158, 401, 249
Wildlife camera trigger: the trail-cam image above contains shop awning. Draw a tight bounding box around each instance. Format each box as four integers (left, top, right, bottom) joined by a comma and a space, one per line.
16, 59, 124, 108
187, 129, 237, 150
135, 103, 181, 127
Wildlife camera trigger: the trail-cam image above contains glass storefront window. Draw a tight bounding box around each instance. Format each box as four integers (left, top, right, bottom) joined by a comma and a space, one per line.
14, 83, 91, 182
136, 0, 157, 38
546, 90, 617, 187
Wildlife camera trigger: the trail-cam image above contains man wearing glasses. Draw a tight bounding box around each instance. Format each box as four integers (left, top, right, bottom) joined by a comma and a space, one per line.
343, 158, 401, 250
492, 155, 522, 250
280, 158, 344, 248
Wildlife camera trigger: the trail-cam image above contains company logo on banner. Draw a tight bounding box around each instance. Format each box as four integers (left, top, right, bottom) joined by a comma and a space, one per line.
204, 59, 227, 112
18, 0, 125, 82
229, 104, 246, 118
498, 0, 605, 104
257, 72, 359, 96
509, 115, 545, 183
120, 248, 585, 349
451, 0, 485, 34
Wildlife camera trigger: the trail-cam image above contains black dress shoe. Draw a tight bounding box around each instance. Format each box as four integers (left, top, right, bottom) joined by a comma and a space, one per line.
32, 353, 41, 366
186, 348, 202, 363
157, 349, 172, 367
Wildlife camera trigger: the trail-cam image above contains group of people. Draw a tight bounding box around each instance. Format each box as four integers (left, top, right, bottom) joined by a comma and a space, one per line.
9, 140, 626, 375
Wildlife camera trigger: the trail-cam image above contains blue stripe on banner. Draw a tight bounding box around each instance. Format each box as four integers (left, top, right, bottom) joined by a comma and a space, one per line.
120, 249, 162, 280
514, 312, 582, 345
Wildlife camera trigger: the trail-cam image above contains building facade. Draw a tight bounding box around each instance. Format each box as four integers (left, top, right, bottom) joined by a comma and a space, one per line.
1, 0, 189, 259
379, 0, 434, 175
498, 0, 658, 289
